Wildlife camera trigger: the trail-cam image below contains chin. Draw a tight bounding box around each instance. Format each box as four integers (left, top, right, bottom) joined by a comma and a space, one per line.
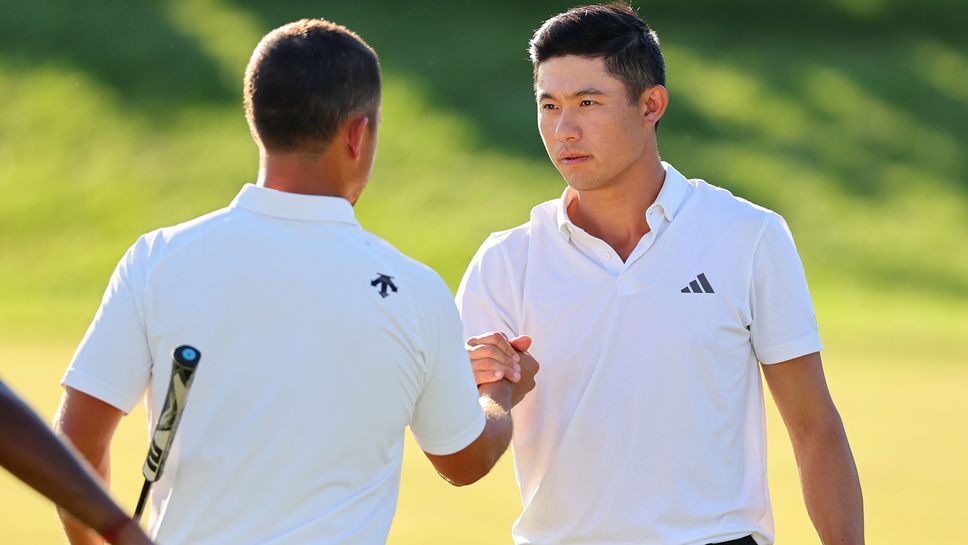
561, 174, 605, 192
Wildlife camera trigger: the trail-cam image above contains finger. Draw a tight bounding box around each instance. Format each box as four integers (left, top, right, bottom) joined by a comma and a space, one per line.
475, 369, 506, 385
466, 332, 517, 359
509, 335, 532, 353
470, 357, 521, 382
468, 343, 518, 366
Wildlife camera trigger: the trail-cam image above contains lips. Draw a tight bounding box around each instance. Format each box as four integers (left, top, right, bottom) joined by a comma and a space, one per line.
558, 152, 591, 166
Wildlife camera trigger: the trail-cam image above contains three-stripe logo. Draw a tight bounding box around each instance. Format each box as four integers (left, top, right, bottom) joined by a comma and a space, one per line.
681, 273, 715, 294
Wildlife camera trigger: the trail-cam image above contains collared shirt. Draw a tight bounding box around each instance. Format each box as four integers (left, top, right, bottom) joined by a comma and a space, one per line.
555, 167, 692, 275
457, 162, 822, 545
64, 183, 485, 545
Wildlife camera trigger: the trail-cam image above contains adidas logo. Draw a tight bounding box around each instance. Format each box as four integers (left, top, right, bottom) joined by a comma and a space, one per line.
680, 273, 715, 294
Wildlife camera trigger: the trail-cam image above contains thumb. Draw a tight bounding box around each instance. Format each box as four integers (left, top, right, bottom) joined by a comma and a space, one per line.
509, 335, 532, 353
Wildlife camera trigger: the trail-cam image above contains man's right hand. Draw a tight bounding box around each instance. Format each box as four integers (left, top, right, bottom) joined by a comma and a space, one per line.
466, 332, 539, 407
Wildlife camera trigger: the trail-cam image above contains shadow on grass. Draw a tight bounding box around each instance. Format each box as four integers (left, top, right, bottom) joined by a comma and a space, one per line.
2, 0, 963, 187
217, 0, 967, 196
0, 0, 236, 114
0, 0, 963, 300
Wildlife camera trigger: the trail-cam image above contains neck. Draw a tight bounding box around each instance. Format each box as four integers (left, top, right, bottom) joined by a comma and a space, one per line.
567, 151, 666, 261
256, 150, 358, 203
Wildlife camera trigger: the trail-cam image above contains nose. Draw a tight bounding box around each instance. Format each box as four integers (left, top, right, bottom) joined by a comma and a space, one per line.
555, 110, 581, 143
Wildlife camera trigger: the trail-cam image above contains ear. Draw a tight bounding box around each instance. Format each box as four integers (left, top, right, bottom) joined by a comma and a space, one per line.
345, 115, 370, 161
638, 85, 669, 128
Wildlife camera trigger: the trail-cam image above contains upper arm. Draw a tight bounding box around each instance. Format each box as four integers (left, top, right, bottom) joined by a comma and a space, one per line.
750, 213, 822, 364
62, 239, 152, 414
455, 235, 518, 340
53, 387, 125, 473
762, 352, 843, 441
56, 240, 152, 468
410, 278, 487, 458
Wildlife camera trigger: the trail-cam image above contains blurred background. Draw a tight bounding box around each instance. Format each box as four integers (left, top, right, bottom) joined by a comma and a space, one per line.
0, 0, 965, 543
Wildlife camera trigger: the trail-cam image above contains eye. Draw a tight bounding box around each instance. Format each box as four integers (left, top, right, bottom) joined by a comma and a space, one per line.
580, 99, 596, 107
541, 103, 558, 111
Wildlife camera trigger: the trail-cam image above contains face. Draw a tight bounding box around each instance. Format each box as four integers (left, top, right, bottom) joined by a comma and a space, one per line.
536, 55, 650, 192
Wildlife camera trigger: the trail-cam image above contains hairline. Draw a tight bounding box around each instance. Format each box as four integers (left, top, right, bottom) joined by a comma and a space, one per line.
532, 53, 647, 105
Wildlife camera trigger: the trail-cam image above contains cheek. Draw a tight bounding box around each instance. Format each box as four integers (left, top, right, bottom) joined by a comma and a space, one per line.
600, 118, 643, 160
537, 117, 555, 147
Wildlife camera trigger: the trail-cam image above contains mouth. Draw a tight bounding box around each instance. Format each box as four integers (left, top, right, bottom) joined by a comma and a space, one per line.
558, 153, 591, 166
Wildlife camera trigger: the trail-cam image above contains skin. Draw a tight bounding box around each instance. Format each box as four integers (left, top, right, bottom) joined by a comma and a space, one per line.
0, 381, 151, 545
536, 55, 668, 261
471, 54, 864, 544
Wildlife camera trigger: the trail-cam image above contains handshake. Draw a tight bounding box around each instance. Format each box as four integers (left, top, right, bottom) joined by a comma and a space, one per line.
466, 332, 540, 408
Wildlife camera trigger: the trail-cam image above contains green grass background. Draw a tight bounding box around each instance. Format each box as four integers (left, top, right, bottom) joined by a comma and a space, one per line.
0, 0, 965, 543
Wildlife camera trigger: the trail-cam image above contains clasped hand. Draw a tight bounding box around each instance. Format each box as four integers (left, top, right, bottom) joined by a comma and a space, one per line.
466, 332, 539, 407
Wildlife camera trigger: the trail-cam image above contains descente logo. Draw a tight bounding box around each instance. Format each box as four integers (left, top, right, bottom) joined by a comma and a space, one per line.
371, 273, 398, 298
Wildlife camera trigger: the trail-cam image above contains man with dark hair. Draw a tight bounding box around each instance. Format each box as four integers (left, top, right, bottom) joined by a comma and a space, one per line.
0, 379, 153, 545
460, 4, 863, 545
55, 18, 534, 545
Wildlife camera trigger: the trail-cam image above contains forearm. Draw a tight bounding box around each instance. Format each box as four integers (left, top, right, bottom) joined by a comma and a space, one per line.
52, 389, 131, 545
57, 478, 114, 545
476, 381, 514, 467
0, 385, 124, 544
791, 420, 864, 545
424, 381, 514, 487
54, 431, 116, 545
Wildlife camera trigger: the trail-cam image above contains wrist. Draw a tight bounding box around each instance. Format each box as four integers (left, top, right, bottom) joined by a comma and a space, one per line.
478, 380, 512, 408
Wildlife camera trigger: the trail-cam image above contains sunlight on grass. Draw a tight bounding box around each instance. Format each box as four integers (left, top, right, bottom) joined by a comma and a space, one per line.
912, 40, 968, 105
2, 341, 965, 544
164, 0, 265, 85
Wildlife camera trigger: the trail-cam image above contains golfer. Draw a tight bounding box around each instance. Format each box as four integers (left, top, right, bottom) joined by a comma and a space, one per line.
458, 4, 863, 545
54, 19, 532, 545
0, 379, 153, 544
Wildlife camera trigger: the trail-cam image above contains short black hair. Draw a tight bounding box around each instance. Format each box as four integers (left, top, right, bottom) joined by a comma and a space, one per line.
244, 19, 380, 153
529, 3, 665, 103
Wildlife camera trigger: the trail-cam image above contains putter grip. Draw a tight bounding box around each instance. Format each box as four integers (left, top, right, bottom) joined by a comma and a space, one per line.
141, 345, 201, 482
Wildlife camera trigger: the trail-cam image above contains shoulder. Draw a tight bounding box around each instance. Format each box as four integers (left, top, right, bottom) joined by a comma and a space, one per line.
461, 222, 530, 284
470, 197, 557, 266
689, 179, 781, 238
122, 207, 235, 272
479, 220, 532, 259
365, 233, 454, 302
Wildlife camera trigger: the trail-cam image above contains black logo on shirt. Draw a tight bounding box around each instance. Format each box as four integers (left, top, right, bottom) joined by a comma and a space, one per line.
371, 273, 398, 298
681, 273, 715, 294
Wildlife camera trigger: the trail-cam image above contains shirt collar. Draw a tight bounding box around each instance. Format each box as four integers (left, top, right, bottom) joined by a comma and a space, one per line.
229, 184, 360, 226
654, 161, 690, 223
556, 161, 690, 238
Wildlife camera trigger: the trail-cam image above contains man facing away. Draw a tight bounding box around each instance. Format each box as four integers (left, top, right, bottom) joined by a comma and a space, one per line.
54, 19, 534, 545
459, 4, 863, 545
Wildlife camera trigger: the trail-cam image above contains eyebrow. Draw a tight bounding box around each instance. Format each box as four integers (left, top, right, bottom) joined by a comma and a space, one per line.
537, 88, 607, 101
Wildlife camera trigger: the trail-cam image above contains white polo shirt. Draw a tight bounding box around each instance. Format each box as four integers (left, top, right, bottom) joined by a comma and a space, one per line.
456, 162, 822, 545
63, 184, 485, 545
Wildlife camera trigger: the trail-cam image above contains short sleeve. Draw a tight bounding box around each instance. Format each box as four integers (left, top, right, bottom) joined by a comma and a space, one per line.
750, 213, 823, 364
61, 238, 152, 413
455, 235, 518, 342
410, 279, 486, 456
